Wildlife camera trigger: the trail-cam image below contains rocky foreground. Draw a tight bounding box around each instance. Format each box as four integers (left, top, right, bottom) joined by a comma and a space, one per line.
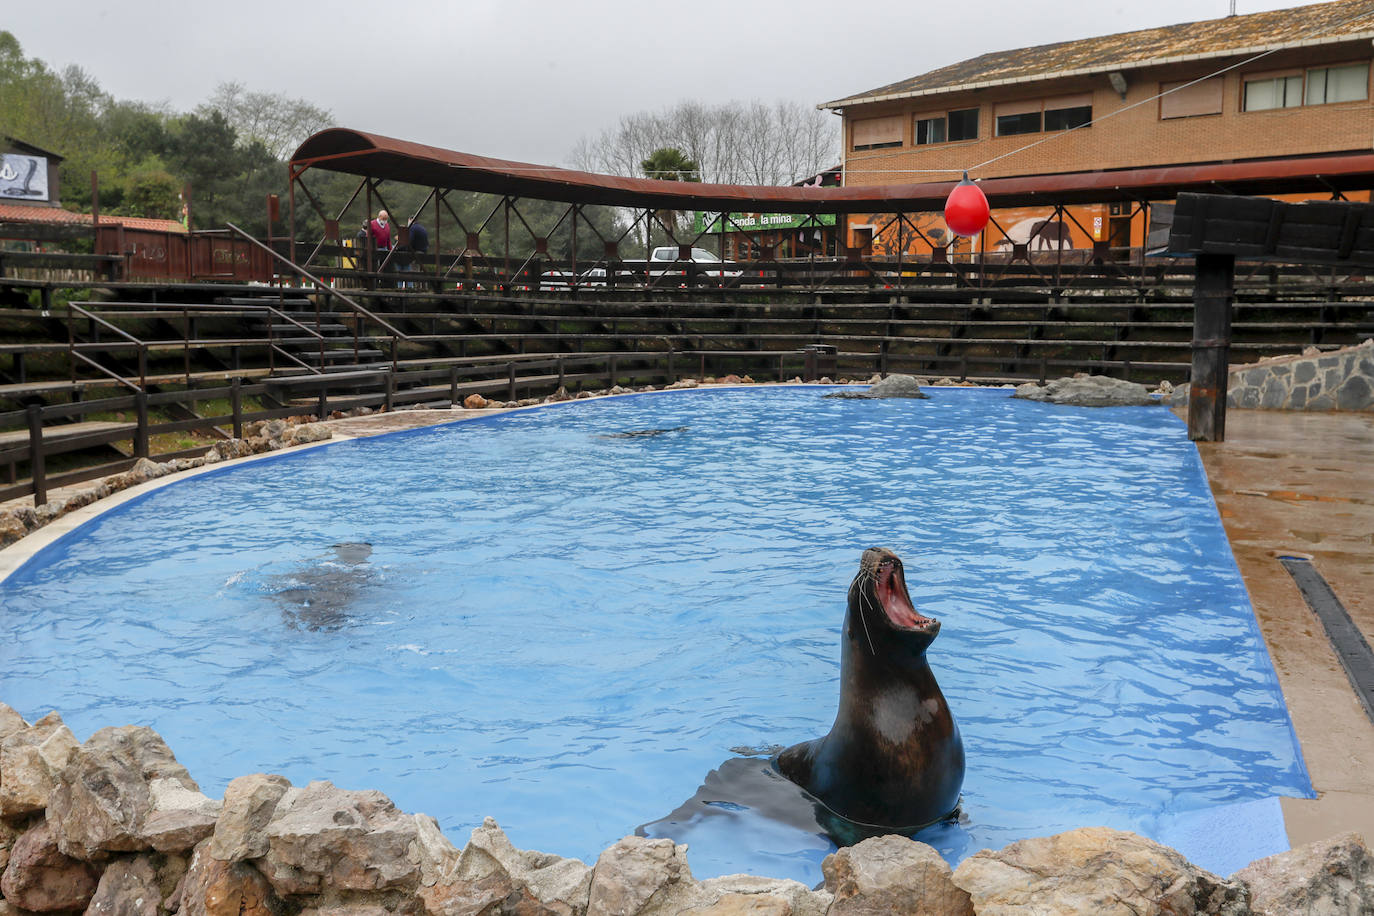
1, 705, 1371, 915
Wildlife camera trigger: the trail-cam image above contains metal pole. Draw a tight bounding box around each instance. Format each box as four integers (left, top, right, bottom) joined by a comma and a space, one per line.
26, 404, 46, 507
1188, 253, 1235, 442
231, 377, 243, 438
134, 391, 149, 458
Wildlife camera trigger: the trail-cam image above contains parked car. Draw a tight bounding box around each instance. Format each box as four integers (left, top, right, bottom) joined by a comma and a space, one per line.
649, 247, 742, 279
539, 269, 579, 291
579, 267, 638, 286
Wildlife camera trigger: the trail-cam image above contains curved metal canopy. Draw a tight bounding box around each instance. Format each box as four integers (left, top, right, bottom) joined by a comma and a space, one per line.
292, 128, 1374, 214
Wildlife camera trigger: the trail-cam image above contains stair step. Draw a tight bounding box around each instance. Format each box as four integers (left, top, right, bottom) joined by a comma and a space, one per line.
299, 349, 384, 362
272, 324, 351, 335
218, 295, 314, 307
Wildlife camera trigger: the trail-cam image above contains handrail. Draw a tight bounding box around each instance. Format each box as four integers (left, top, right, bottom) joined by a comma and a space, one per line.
69, 302, 148, 389
69, 350, 141, 393
224, 222, 410, 341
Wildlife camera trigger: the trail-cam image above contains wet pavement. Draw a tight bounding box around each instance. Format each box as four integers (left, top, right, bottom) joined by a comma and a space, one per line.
1190, 408, 1374, 849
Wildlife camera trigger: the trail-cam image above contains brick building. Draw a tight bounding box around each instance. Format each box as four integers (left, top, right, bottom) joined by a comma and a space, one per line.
820, 0, 1374, 255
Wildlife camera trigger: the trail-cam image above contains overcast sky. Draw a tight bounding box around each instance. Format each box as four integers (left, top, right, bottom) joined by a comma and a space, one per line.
13, 0, 1307, 167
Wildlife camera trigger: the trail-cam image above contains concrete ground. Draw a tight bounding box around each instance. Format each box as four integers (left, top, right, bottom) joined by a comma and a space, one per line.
1189, 408, 1374, 849
3, 399, 1372, 851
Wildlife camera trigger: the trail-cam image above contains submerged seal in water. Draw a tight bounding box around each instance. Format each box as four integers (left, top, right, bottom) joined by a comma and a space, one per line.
272, 542, 375, 630
776, 546, 964, 833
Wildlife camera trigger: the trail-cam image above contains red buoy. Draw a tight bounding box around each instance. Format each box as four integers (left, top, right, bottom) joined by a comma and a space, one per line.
944, 171, 989, 238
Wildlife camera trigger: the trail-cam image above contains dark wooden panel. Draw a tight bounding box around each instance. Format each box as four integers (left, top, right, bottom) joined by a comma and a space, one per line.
1164, 192, 1374, 268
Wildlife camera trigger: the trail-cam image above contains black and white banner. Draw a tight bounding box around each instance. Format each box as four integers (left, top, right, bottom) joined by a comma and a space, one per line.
0, 154, 49, 201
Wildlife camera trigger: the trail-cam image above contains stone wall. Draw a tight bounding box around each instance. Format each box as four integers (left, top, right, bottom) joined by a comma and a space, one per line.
1170, 339, 1374, 411
3, 703, 1372, 915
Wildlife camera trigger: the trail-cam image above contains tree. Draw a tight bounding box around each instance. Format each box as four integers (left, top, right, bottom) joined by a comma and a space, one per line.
572, 99, 838, 187
640, 147, 700, 181
202, 81, 332, 160
640, 147, 700, 240
117, 168, 182, 221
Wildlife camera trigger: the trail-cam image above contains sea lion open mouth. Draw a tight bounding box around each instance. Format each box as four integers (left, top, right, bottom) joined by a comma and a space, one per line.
870, 550, 938, 634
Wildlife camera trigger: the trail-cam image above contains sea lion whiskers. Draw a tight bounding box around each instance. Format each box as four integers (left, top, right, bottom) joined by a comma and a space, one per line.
849, 573, 879, 656
846, 576, 879, 656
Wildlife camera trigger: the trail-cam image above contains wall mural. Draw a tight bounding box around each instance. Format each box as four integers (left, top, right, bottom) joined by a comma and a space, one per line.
0, 154, 50, 202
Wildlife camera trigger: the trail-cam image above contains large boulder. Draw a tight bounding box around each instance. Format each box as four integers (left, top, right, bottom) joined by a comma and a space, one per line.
1233, 831, 1374, 915
258, 781, 427, 896
0, 702, 25, 740
697, 874, 831, 916
179, 841, 283, 916
209, 773, 293, 862
952, 827, 1250, 915
0, 819, 17, 873
419, 817, 589, 916
0, 819, 102, 912
47, 725, 215, 860
1013, 375, 1159, 407
586, 836, 699, 916
0, 710, 80, 818
85, 854, 162, 916
823, 835, 973, 916
824, 374, 930, 400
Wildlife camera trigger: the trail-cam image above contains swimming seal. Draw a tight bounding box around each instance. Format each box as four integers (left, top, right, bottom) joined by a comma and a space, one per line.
775, 546, 964, 833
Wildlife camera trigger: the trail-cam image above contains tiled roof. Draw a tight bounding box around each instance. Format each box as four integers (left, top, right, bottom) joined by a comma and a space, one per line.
110, 215, 188, 233
0, 203, 186, 233
0, 203, 88, 224
822, 0, 1374, 108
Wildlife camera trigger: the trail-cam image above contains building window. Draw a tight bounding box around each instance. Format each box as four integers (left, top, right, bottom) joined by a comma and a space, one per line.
995, 96, 1091, 136
915, 116, 946, 145
995, 102, 1042, 136
1160, 77, 1224, 119
852, 115, 903, 150
1306, 62, 1369, 104
1243, 73, 1303, 110
948, 108, 979, 141
1044, 100, 1088, 130
914, 108, 979, 145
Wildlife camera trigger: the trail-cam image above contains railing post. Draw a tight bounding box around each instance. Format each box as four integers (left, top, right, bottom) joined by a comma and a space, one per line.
385, 371, 395, 412
231, 377, 243, 438
134, 391, 149, 459
26, 404, 46, 507
318, 384, 328, 422
1188, 253, 1235, 442
449, 365, 459, 405
507, 362, 517, 402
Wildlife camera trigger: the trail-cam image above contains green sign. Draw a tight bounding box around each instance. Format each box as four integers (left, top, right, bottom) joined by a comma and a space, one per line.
694, 211, 837, 234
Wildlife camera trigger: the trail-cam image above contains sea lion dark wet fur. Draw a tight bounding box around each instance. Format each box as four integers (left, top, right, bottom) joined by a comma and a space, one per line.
776, 547, 964, 833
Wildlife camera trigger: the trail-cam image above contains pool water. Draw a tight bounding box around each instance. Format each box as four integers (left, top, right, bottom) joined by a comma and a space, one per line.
0, 387, 1311, 883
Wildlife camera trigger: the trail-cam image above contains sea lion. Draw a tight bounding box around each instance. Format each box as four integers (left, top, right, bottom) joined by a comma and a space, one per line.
640, 547, 964, 849
271, 542, 375, 630
598, 426, 689, 439
775, 546, 964, 833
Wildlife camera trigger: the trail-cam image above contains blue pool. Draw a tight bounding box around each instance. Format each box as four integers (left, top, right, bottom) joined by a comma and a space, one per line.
0, 387, 1311, 882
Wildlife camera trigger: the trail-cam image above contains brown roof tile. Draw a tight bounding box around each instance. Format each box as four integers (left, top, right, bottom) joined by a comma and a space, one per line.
822, 0, 1374, 108
0, 203, 186, 233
